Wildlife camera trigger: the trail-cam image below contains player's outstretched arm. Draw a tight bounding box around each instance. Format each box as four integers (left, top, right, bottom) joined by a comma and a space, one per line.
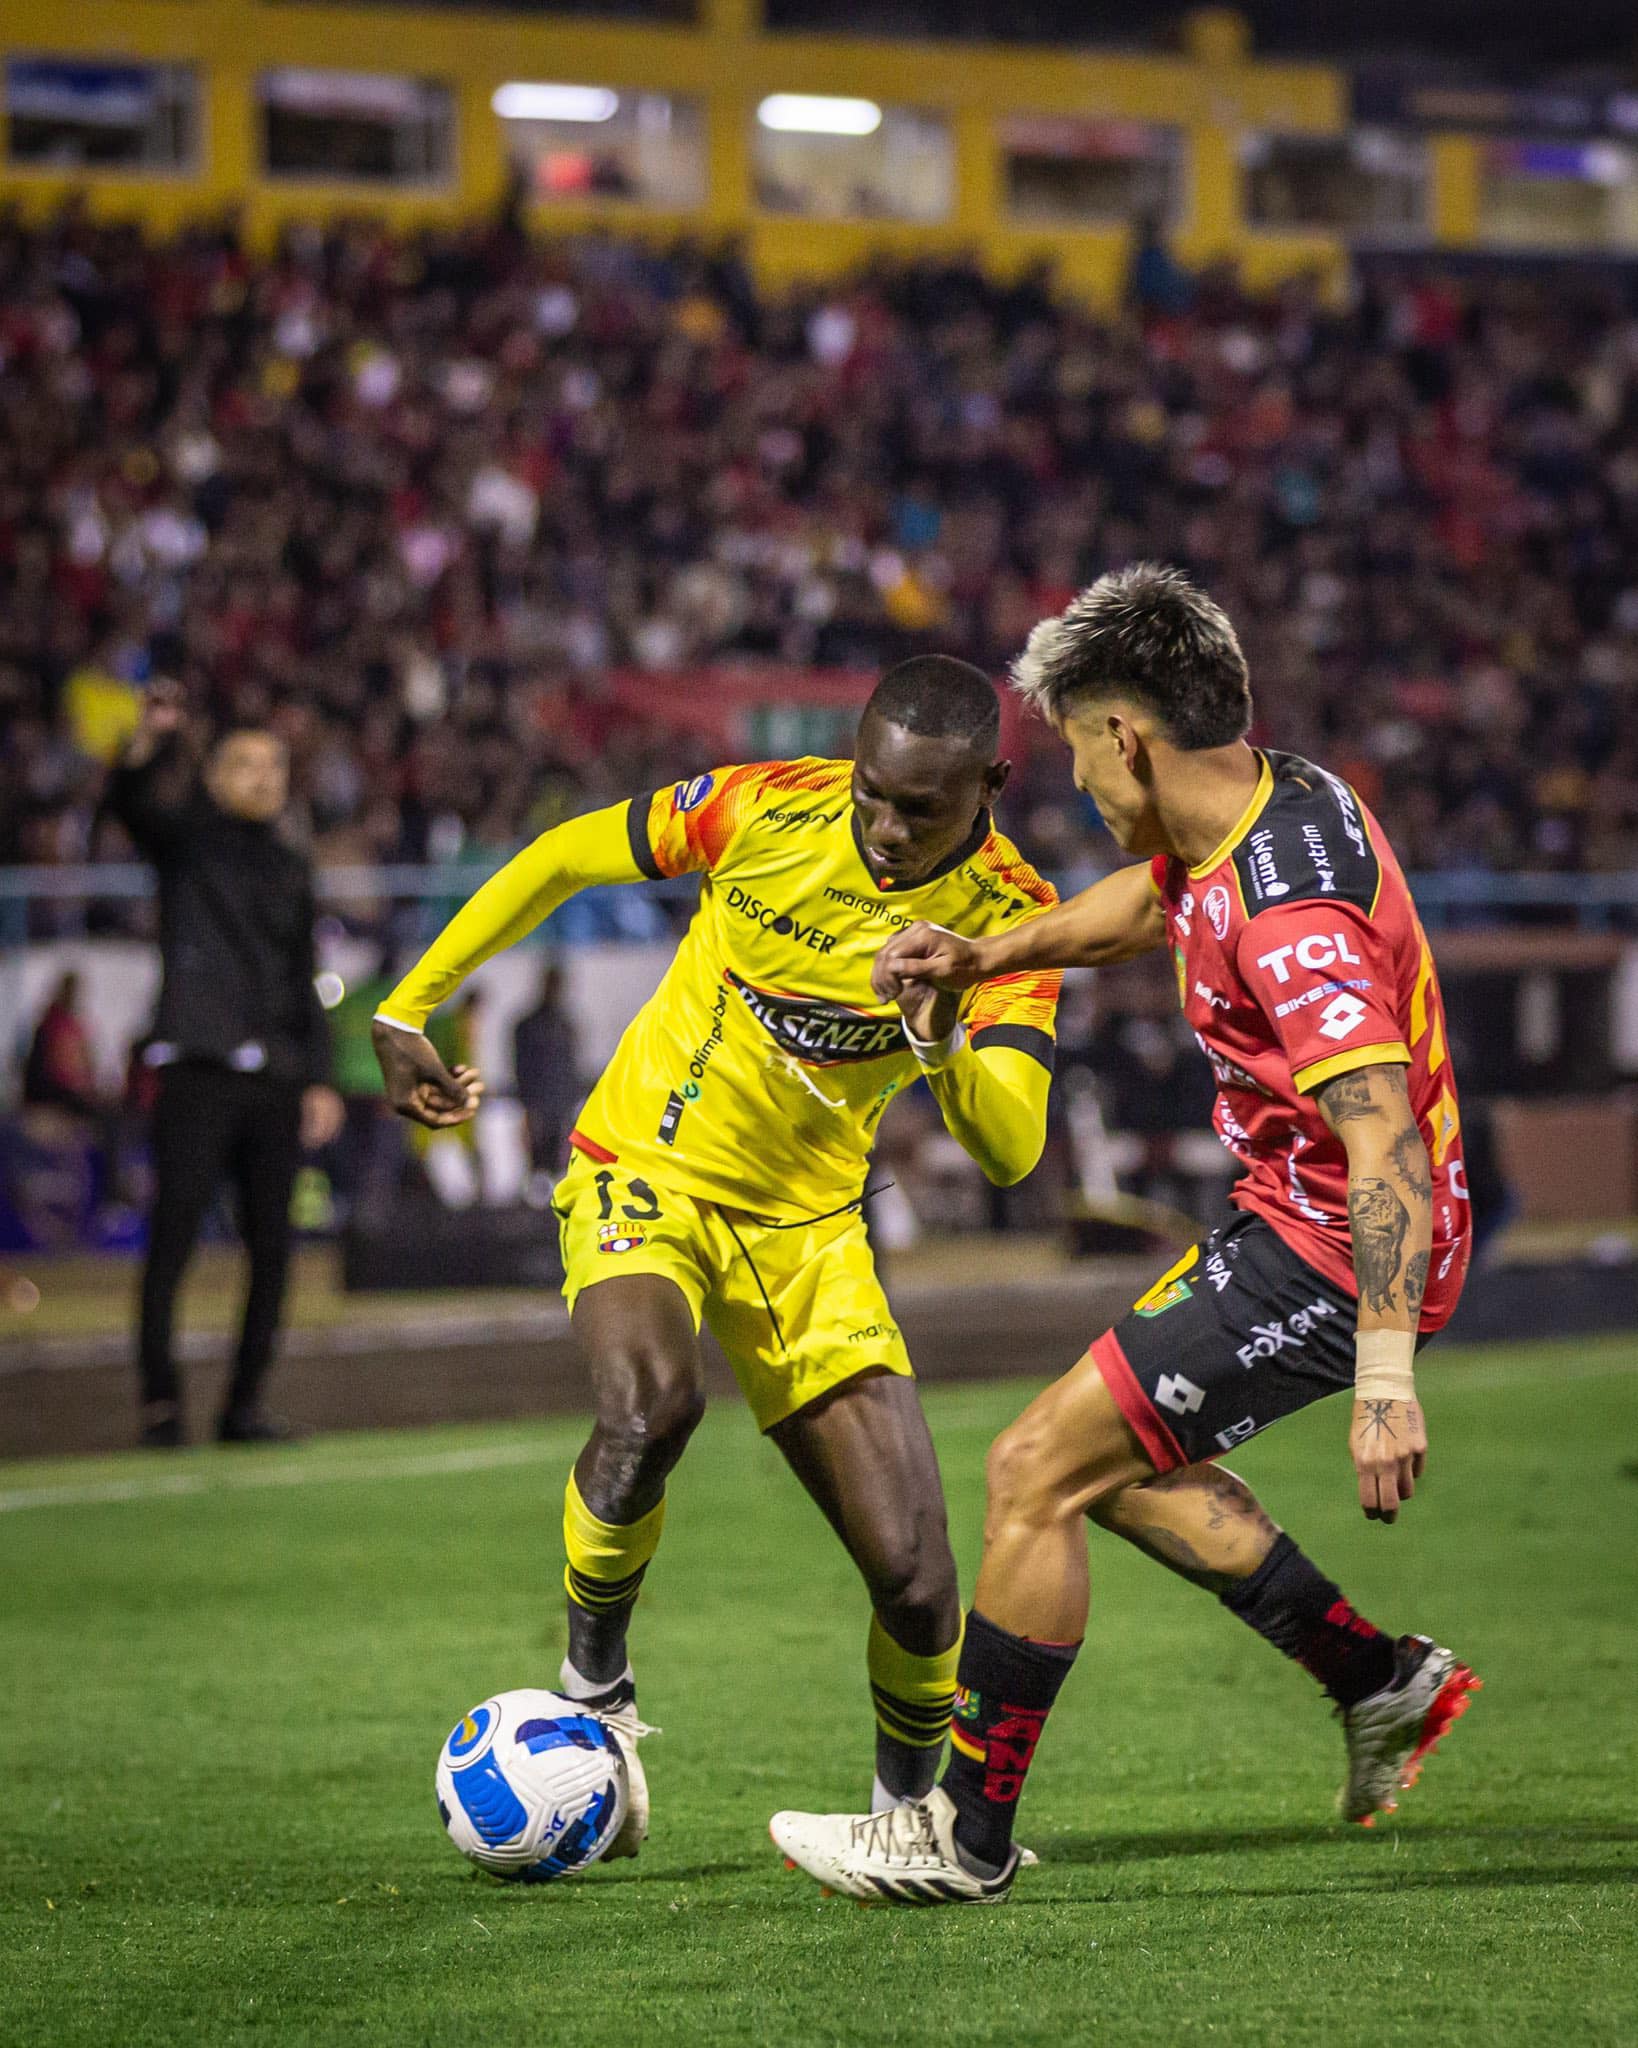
871, 859, 1165, 1003
371, 801, 648, 1126
1316, 1063, 1434, 1524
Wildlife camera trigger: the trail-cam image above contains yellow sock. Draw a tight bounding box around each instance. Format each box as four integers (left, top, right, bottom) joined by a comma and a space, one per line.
868, 1613, 964, 1751
562, 1471, 667, 1615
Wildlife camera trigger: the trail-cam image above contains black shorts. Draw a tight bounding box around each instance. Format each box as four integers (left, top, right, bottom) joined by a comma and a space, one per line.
1092, 1211, 1372, 1471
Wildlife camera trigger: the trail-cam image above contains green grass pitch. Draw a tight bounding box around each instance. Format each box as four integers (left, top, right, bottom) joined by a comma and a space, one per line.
4, 1336, 1635, 2045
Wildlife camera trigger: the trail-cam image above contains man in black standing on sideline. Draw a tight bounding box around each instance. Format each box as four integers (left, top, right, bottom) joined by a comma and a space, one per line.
107, 680, 344, 1447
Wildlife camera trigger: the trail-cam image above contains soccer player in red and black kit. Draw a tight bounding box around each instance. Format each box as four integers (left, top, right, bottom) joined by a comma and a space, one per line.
772, 565, 1481, 1904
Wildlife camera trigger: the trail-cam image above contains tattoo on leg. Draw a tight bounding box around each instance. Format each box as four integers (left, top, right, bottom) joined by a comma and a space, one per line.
1127, 1525, 1241, 1597
1349, 1176, 1409, 1313
1194, 1463, 1272, 1534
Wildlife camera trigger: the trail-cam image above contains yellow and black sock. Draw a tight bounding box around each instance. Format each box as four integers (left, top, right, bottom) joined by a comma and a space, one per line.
563, 1471, 666, 1618
868, 1614, 962, 1800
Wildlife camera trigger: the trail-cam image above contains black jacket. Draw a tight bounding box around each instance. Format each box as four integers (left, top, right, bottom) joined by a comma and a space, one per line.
107, 742, 331, 1087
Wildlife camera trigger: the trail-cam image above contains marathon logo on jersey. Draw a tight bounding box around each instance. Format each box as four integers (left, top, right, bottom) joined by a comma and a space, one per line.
1302, 824, 1337, 894
725, 884, 840, 954
1254, 930, 1363, 985
1246, 828, 1290, 901
673, 773, 715, 813
822, 885, 913, 931
1204, 885, 1232, 940
727, 971, 903, 1066
1235, 1298, 1338, 1369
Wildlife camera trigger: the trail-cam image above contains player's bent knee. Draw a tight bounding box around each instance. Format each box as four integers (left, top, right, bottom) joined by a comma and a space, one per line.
864, 1528, 960, 1639
984, 1404, 1132, 1528
598, 1348, 706, 1454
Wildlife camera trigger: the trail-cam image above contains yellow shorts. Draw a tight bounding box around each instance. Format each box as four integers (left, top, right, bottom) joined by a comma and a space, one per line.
551, 1151, 912, 1432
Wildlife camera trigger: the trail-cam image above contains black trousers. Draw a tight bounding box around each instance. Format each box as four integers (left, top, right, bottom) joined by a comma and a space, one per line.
139, 1062, 304, 1413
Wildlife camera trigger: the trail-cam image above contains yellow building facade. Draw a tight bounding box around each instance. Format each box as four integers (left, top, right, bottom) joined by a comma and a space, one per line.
0, 1, 1501, 303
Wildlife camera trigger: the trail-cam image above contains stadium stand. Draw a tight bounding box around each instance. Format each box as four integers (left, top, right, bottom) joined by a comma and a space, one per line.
3, 205, 1638, 902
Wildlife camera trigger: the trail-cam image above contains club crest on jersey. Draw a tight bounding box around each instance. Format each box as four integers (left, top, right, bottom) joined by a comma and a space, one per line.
674, 773, 715, 813
1204, 885, 1231, 940
598, 1222, 647, 1255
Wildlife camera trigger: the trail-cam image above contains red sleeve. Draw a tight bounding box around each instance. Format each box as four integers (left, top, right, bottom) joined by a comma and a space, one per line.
1234, 900, 1410, 1095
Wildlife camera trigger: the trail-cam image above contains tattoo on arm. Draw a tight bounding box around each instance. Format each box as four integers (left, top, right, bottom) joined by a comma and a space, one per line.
1349, 1176, 1410, 1313
1404, 1250, 1430, 1318
1316, 1069, 1380, 1129
1389, 1121, 1433, 1202
1317, 1062, 1412, 1131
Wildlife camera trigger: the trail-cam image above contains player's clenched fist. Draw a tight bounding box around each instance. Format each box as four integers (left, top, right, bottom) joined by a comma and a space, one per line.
371, 1019, 485, 1128
871, 921, 986, 1003
1348, 1395, 1428, 1524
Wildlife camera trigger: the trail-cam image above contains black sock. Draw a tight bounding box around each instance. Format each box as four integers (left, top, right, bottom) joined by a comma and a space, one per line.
1219, 1534, 1397, 1707
940, 1610, 1079, 1871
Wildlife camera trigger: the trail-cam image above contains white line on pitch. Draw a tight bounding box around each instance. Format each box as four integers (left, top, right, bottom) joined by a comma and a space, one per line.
0, 1440, 563, 1514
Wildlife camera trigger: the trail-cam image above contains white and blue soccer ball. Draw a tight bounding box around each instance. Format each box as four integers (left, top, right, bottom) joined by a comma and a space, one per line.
435, 1689, 628, 1883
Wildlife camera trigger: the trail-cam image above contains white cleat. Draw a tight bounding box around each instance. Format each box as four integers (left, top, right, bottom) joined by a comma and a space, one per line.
1339, 1634, 1481, 1827
771, 1787, 1018, 1906
560, 1660, 654, 1860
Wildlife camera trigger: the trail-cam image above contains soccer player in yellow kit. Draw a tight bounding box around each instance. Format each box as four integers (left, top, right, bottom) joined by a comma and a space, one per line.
373, 658, 1061, 1856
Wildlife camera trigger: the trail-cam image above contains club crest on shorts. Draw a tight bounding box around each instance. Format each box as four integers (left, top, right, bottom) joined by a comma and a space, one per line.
597, 1222, 647, 1255
1135, 1276, 1193, 1317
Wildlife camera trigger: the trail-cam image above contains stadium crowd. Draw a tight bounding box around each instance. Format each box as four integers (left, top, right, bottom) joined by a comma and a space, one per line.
3, 199, 1638, 899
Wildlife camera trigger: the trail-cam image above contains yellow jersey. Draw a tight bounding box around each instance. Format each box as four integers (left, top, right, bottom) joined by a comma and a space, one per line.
379, 758, 1061, 1221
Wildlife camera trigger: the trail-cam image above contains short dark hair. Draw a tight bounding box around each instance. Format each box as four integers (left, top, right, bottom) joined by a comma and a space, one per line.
1010, 564, 1252, 750
866, 655, 1000, 754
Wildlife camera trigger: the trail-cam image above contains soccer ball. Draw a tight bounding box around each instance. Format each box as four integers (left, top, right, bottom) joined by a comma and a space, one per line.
435, 1689, 628, 1883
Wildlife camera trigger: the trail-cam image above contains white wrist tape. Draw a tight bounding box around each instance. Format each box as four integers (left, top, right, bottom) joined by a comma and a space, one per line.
372, 1012, 422, 1034
1354, 1329, 1416, 1403
901, 1016, 967, 1071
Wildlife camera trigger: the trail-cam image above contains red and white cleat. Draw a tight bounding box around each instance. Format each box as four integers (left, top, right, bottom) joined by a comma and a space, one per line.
1339, 1634, 1481, 1826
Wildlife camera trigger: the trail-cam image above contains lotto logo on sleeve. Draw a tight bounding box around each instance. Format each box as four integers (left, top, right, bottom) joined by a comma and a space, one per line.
1317, 992, 1369, 1041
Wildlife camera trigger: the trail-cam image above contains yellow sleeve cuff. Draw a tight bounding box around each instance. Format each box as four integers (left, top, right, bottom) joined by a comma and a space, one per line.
1293, 1041, 1412, 1096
